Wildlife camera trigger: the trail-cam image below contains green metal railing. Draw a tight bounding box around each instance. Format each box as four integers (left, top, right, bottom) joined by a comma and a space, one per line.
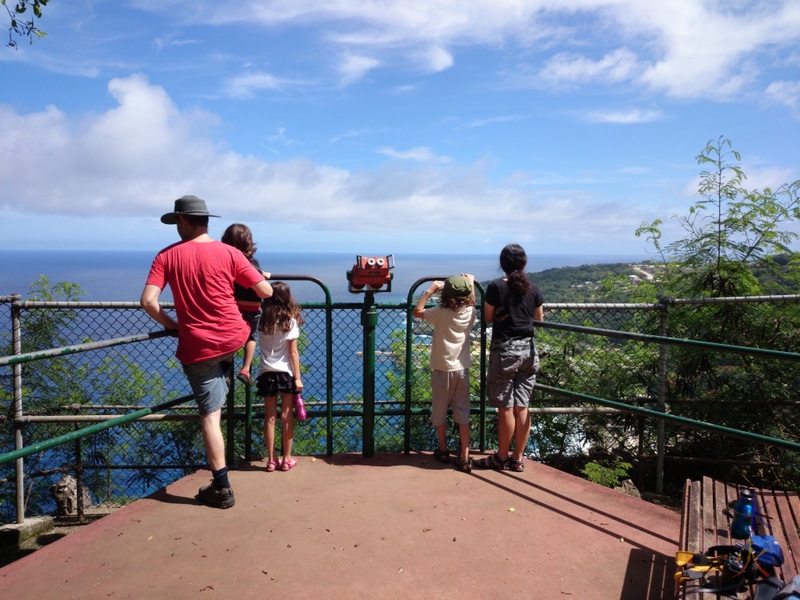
2, 289, 799, 526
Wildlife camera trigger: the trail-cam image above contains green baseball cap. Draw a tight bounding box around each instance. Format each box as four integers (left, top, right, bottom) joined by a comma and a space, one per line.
443, 275, 472, 298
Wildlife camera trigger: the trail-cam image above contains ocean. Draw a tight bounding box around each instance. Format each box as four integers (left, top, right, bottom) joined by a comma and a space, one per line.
0, 250, 646, 304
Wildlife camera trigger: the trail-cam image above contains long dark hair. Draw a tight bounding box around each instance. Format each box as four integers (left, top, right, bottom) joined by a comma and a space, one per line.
499, 243, 531, 296
221, 223, 257, 258
259, 282, 304, 334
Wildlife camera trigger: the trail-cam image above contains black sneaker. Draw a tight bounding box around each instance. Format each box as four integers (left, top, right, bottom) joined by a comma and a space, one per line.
195, 482, 235, 509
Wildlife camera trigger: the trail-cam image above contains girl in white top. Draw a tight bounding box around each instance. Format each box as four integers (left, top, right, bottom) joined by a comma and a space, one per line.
255, 282, 304, 472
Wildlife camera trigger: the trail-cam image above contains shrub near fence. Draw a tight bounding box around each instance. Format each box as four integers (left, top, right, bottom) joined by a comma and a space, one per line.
2, 292, 799, 525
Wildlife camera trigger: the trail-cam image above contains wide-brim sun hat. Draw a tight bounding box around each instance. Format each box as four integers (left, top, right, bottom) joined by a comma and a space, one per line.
161, 195, 221, 224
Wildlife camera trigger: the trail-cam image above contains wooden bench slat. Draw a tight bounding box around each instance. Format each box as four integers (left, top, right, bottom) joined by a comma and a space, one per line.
771, 489, 800, 579
687, 479, 702, 553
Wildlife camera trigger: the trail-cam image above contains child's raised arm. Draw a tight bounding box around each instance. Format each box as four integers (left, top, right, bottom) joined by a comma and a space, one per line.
412, 280, 443, 319
462, 273, 475, 300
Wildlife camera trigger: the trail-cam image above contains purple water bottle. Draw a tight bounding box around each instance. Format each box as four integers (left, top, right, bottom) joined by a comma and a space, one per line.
294, 393, 306, 420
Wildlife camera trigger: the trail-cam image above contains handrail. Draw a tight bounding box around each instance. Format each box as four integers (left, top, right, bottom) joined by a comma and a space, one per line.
536, 384, 800, 452
538, 321, 800, 362
0, 330, 174, 367
0, 395, 193, 465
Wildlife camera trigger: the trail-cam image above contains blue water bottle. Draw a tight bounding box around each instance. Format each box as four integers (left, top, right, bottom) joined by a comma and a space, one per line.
730, 488, 754, 539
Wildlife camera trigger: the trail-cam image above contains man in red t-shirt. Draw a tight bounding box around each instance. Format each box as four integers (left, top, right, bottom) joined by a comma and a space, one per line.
141, 195, 272, 509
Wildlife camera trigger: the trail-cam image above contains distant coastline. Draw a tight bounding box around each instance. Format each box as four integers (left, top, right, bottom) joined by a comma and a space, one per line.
1, 250, 649, 303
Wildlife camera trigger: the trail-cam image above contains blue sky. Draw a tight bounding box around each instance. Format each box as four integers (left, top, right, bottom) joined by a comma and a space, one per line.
1, 1, 798, 257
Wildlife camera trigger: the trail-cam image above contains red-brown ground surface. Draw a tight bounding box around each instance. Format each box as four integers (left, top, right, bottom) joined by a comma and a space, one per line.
0, 453, 680, 600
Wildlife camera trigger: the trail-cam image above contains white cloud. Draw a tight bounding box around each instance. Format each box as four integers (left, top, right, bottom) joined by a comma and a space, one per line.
133, 1, 800, 101
464, 115, 528, 128
416, 46, 454, 73
539, 48, 640, 87
764, 80, 800, 115
329, 127, 387, 143
337, 53, 380, 86
583, 108, 664, 124
152, 33, 199, 51
0, 74, 663, 250
608, 1, 800, 99
224, 71, 311, 98
375, 146, 451, 163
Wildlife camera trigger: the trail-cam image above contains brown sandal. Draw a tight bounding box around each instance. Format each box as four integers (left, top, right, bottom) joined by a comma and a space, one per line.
454, 457, 472, 473
474, 453, 509, 470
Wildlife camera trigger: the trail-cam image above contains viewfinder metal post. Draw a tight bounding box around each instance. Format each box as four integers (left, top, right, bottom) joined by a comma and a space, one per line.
346, 255, 395, 459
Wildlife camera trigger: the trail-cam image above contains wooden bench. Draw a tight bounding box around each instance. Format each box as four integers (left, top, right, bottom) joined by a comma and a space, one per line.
677, 476, 800, 599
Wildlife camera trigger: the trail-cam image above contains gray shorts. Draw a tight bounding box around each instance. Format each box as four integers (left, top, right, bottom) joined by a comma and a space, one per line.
487, 339, 539, 409
182, 352, 235, 416
430, 369, 471, 426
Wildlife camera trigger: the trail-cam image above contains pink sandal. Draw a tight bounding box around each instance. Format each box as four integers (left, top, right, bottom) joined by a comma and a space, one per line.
280, 457, 298, 471
266, 460, 278, 472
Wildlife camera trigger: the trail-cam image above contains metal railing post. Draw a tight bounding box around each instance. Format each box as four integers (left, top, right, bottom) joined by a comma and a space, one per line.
325, 300, 334, 456
11, 294, 24, 524
361, 292, 377, 458
243, 379, 253, 462
225, 362, 236, 468
656, 298, 670, 496
75, 431, 86, 524
403, 294, 414, 454
478, 287, 487, 452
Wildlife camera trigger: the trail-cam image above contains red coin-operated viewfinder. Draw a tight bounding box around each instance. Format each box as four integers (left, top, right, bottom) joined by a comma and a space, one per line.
347, 254, 395, 293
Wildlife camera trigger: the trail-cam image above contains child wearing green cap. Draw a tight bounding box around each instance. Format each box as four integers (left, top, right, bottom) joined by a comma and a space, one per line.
412, 273, 476, 472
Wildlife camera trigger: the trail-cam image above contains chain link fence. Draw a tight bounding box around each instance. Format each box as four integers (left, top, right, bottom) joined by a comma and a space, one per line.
534, 298, 800, 498
2, 292, 799, 524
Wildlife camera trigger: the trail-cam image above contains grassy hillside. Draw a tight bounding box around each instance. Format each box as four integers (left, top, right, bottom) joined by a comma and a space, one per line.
499, 254, 799, 302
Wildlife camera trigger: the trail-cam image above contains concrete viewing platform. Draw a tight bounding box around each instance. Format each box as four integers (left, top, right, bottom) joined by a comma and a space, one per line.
0, 453, 681, 599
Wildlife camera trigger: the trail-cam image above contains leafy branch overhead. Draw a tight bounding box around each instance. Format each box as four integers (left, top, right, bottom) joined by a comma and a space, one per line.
2, 0, 48, 48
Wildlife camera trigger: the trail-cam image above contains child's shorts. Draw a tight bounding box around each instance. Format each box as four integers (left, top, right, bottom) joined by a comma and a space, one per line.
430, 369, 471, 426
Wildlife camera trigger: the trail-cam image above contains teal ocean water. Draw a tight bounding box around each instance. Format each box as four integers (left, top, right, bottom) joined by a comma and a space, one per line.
1, 250, 646, 303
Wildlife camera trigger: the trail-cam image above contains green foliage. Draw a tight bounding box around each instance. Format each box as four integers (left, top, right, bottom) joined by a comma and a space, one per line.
631, 137, 800, 491
519, 138, 799, 494
0, 277, 198, 522
581, 456, 632, 488
516, 263, 644, 302
636, 136, 800, 299
2, 0, 48, 48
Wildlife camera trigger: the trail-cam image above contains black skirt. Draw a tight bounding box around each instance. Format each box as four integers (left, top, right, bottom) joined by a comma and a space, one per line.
255, 371, 295, 397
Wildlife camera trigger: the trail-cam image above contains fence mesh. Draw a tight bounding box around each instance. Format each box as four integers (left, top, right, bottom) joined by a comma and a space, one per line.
2, 293, 799, 523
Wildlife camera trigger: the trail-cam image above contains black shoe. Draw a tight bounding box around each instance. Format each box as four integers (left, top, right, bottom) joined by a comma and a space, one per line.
195, 482, 235, 509
433, 448, 450, 463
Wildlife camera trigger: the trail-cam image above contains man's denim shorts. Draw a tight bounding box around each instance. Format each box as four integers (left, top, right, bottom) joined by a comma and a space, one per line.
182, 352, 235, 416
